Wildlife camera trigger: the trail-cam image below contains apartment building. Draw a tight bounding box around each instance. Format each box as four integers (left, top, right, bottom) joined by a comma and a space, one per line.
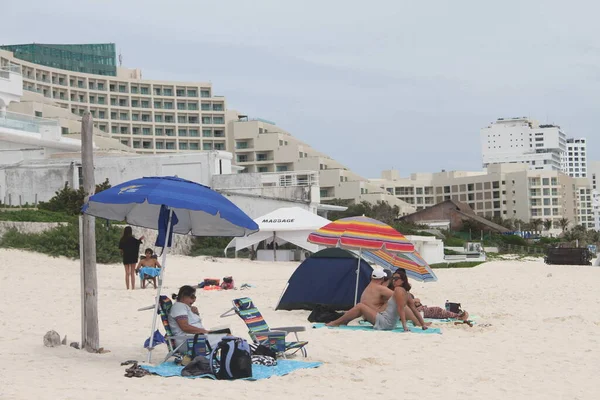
226, 114, 416, 215
0, 44, 227, 154
565, 138, 588, 178
481, 117, 567, 171
370, 164, 580, 229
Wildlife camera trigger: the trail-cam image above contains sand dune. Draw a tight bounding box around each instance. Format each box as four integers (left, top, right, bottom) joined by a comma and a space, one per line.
1, 248, 599, 400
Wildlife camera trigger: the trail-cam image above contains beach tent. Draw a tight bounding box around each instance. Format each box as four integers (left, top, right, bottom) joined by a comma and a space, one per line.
224, 207, 330, 257
276, 248, 374, 311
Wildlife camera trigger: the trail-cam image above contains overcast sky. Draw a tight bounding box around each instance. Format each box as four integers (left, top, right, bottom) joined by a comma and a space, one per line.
4, 0, 599, 178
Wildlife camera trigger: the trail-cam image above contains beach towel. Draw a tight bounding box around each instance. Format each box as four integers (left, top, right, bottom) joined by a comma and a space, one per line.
139, 267, 161, 279
312, 323, 441, 334
141, 360, 322, 380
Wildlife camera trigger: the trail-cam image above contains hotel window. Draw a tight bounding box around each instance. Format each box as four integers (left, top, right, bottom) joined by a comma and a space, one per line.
98, 111, 105, 119
165, 129, 174, 136
201, 103, 211, 111
187, 89, 197, 97
203, 129, 212, 137
155, 142, 164, 149
188, 103, 198, 111
166, 142, 175, 150
142, 127, 151, 135
155, 115, 163, 122
155, 128, 164, 136
201, 90, 210, 98
177, 116, 187, 123
143, 141, 152, 149
120, 113, 128, 120
202, 117, 212, 124
131, 86, 138, 94
132, 100, 139, 107
178, 129, 188, 136
163, 88, 173, 96
97, 82, 105, 90
164, 102, 173, 109
189, 142, 199, 150
119, 85, 127, 93
154, 101, 162, 109
213, 104, 223, 111
179, 142, 188, 150
214, 143, 225, 150
154, 88, 162, 96
203, 143, 212, 150
176, 89, 185, 97
165, 115, 174, 123
189, 129, 199, 137
140, 87, 149, 94
132, 127, 140, 134
177, 102, 186, 110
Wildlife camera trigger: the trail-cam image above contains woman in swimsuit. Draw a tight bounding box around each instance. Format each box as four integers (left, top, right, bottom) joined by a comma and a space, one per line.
326, 269, 427, 332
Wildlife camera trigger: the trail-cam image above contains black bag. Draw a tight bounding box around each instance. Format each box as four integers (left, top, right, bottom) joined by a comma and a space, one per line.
250, 343, 277, 359
210, 336, 252, 380
308, 304, 344, 323
181, 356, 212, 376
445, 302, 462, 314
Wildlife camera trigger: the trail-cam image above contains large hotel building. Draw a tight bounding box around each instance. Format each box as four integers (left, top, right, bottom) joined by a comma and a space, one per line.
0, 43, 227, 153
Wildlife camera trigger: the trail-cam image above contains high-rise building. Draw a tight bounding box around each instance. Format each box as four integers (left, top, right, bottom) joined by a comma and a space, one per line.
0, 44, 227, 154
481, 117, 566, 171
370, 164, 581, 230
565, 138, 588, 178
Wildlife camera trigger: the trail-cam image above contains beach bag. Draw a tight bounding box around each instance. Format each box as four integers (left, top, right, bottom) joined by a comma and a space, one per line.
308, 304, 343, 323
445, 301, 462, 314
209, 336, 252, 380
250, 343, 277, 359
221, 276, 234, 290
181, 356, 212, 376
251, 355, 277, 366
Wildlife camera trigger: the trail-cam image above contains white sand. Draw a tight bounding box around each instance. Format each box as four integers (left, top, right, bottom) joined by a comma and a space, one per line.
1, 248, 600, 400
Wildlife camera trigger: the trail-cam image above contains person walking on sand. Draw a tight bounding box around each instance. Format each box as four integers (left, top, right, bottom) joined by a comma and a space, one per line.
327, 269, 428, 332
118, 226, 144, 290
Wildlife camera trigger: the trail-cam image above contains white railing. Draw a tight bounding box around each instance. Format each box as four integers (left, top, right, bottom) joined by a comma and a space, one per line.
260, 170, 319, 187
0, 64, 21, 79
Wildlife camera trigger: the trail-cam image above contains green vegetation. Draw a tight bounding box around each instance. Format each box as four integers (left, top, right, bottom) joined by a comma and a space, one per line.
189, 236, 234, 258
0, 209, 77, 223
0, 223, 123, 263
38, 179, 111, 215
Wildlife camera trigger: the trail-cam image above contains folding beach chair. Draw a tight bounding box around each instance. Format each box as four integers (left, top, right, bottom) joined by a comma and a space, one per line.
221, 297, 308, 357
153, 296, 209, 363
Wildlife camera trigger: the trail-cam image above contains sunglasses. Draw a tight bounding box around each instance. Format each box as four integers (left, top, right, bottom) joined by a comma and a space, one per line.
392, 277, 402, 281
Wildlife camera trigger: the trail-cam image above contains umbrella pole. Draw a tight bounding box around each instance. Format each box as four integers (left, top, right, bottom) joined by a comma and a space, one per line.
354, 249, 362, 306
273, 231, 277, 262
147, 209, 174, 363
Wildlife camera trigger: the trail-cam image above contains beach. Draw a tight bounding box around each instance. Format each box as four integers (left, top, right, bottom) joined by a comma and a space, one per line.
1, 248, 599, 400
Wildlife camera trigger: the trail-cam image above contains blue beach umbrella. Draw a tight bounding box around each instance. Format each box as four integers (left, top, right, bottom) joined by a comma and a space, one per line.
82, 176, 258, 361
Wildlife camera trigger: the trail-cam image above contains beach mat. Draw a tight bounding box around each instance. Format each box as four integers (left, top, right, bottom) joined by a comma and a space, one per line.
141, 360, 322, 380
312, 323, 441, 334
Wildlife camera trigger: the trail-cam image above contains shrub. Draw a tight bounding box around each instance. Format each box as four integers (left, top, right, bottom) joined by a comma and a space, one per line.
444, 237, 465, 247
497, 235, 527, 246
190, 236, 233, 257
38, 179, 111, 216
0, 209, 76, 223
0, 222, 123, 263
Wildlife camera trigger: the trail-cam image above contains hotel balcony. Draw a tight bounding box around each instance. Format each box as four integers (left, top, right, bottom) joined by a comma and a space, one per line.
0, 65, 24, 109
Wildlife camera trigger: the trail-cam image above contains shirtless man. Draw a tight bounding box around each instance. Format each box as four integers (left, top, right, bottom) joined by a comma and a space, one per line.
360, 269, 393, 312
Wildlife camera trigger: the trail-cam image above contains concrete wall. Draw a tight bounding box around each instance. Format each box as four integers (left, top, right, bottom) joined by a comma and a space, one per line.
406, 235, 444, 264
0, 221, 66, 240
1, 152, 231, 206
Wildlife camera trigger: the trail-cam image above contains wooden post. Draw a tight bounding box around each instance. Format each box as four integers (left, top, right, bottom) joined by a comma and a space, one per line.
81, 112, 99, 352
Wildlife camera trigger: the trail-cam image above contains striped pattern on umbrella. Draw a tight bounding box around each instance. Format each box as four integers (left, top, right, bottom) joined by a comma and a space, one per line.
307, 216, 415, 252
362, 249, 438, 282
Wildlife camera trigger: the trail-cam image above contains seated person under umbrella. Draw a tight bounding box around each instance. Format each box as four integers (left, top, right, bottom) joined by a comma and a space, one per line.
136, 248, 161, 289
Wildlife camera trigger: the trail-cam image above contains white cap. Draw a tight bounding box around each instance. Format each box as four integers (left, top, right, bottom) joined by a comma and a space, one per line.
371, 269, 386, 279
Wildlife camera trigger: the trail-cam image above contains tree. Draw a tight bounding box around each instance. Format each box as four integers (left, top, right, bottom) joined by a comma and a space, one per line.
38, 179, 111, 215
543, 219, 553, 232
558, 218, 570, 233
530, 219, 543, 233
325, 199, 400, 224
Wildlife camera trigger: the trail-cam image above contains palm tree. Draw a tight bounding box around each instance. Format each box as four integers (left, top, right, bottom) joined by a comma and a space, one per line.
543, 219, 553, 233
558, 218, 570, 233
530, 218, 543, 234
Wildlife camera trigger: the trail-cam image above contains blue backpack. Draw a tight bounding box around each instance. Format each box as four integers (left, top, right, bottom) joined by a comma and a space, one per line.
210, 336, 252, 380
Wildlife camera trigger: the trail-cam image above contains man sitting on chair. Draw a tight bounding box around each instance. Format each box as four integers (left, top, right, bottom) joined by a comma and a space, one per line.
136, 248, 161, 289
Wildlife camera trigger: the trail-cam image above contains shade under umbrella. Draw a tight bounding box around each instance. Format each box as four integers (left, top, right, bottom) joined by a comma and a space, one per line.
361, 249, 438, 282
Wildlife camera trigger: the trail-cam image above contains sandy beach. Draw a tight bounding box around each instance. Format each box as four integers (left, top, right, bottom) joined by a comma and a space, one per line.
1, 248, 599, 400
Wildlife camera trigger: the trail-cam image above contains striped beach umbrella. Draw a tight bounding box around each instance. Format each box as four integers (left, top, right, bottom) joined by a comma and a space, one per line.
307, 216, 415, 252
307, 216, 415, 304
361, 249, 438, 282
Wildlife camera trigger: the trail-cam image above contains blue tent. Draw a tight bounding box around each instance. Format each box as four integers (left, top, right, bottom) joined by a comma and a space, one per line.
276, 248, 374, 311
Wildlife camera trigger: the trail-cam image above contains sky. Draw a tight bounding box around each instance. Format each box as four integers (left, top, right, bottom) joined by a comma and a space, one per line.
3, 0, 599, 179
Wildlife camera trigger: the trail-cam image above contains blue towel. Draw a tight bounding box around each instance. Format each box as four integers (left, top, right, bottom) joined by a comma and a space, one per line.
141, 360, 322, 380
312, 323, 441, 334
139, 267, 161, 278
155, 205, 179, 248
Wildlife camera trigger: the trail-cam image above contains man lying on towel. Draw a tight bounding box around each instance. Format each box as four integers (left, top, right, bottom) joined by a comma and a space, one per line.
327, 269, 428, 332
